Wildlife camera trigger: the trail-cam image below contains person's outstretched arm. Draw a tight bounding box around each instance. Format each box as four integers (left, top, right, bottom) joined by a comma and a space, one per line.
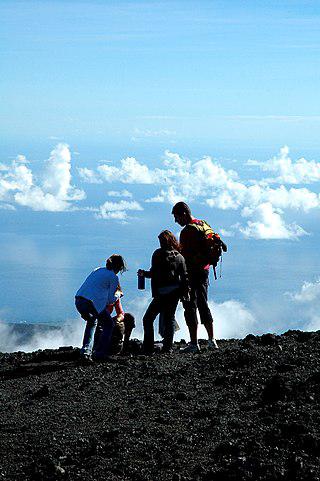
139, 249, 159, 278
114, 298, 125, 322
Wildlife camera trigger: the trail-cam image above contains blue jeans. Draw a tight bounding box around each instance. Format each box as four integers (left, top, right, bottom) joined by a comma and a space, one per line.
75, 296, 115, 358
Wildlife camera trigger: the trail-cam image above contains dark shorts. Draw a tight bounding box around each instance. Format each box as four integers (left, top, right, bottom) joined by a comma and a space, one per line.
184, 269, 213, 326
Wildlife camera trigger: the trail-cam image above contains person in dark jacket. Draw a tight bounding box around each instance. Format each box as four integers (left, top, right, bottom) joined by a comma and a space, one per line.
138, 230, 189, 354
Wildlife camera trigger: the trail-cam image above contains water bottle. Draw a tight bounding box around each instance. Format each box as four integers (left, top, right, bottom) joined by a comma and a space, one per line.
138, 271, 145, 290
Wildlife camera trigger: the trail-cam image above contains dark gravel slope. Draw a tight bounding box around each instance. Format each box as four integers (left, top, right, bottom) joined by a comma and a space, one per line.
1, 330, 320, 481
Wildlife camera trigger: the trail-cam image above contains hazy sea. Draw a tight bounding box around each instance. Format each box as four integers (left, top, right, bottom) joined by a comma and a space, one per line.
1, 229, 319, 331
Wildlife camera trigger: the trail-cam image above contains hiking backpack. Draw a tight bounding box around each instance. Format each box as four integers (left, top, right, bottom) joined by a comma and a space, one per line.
190, 219, 227, 279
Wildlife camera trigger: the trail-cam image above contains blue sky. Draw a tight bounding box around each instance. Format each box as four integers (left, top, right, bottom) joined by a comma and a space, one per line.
2, 0, 320, 149
1, 1, 320, 345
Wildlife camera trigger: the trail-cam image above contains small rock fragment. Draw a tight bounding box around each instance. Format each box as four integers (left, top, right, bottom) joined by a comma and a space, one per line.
32, 384, 50, 399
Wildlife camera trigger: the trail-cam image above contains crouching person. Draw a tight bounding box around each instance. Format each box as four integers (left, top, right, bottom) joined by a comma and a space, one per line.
94, 289, 136, 355
75, 254, 127, 361
110, 312, 135, 355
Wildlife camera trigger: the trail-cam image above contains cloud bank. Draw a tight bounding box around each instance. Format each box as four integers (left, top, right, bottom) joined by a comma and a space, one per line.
0, 318, 84, 353
79, 147, 320, 239
0, 295, 257, 353
3, 144, 320, 239
95, 200, 143, 221
0, 144, 85, 211
129, 292, 257, 342
288, 279, 320, 331
248, 146, 320, 184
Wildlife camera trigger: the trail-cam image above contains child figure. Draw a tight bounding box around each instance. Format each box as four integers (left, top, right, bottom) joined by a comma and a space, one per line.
94, 288, 135, 355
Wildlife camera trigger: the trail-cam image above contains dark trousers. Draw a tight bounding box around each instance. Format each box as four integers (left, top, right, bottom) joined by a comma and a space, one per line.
75, 296, 114, 358
143, 290, 180, 353
184, 270, 213, 328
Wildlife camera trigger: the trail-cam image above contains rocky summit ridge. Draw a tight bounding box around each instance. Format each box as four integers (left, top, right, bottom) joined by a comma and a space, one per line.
0, 330, 320, 481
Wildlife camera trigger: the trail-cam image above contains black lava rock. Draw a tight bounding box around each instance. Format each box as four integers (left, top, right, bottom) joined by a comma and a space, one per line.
262, 375, 288, 402
32, 384, 50, 399
0, 332, 320, 480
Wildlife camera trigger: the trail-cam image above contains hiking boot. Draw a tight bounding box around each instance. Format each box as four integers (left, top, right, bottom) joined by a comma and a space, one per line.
180, 343, 200, 354
162, 347, 174, 354
208, 339, 219, 350
142, 348, 154, 356
93, 355, 111, 363
79, 353, 93, 364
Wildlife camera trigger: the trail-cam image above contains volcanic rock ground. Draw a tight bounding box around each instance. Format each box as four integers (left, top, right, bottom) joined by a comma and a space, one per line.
1, 330, 320, 481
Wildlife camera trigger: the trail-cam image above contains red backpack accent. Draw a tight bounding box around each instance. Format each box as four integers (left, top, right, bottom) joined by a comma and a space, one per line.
190, 219, 227, 279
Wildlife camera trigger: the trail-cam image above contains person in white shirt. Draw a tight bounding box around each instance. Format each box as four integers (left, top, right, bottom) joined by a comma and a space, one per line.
75, 254, 127, 361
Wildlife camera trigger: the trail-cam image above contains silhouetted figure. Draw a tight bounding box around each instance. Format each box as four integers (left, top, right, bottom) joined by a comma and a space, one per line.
93, 293, 135, 355
139, 230, 189, 354
172, 202, 218, 353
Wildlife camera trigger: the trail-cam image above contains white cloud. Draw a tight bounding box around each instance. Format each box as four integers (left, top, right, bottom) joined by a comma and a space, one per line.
146, 193, 165, 203
15, 187, 71, 211
211, 299, 257, 339
207, 183, 320, 213
0, 144, 86, 212
0, 203, 16, 211
163, 150, 192, 171
78, 167, 103, 184
219, 228, 234, 237
249, 146, 320, 184
206, 183, 318, 240
146, 186, 183, 204
158, 151, 239, 201
85, 151, 237, 196
128, 292, 257, 342
95, 199, 143, 221
207, 189, 240, 210
239, 202, 307, 240
288, 279, 320, 331
4, 163, 33, 192
264, 186, 320, 211
98, 157, 155, 184
289, 278, 320, 303
0, 160, 33, 205
2, 145, 319, 235
207, 183, 319, 239
78, 148, 320, 239
107, 190, 133, 198
43, 144, 85, 202
15, 154, 28, 163
0, 318, 84, 353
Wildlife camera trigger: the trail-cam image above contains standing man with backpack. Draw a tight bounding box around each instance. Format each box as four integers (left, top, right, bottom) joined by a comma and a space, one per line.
172, 202, 226, 353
